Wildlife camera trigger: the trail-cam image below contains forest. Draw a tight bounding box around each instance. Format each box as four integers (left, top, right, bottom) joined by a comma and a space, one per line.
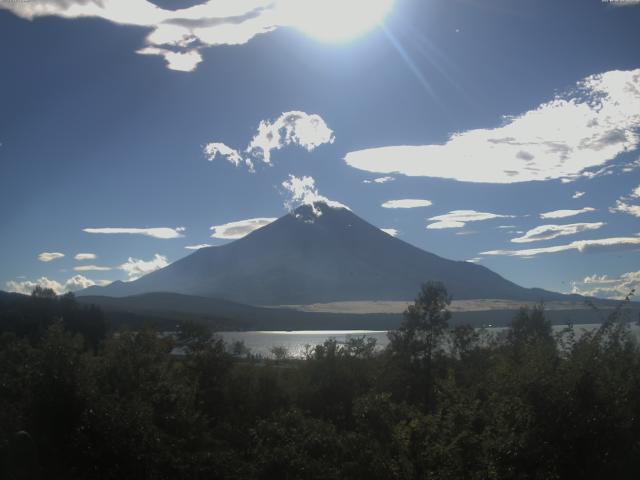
1, 284, 639, 479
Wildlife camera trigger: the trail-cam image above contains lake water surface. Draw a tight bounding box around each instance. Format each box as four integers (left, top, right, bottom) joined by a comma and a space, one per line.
220, 323, 640, 358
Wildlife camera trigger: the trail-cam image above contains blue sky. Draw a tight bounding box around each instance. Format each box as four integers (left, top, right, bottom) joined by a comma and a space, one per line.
1, 0, 639, 299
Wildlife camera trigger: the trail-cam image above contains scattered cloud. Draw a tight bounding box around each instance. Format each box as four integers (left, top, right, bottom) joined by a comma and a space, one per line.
511, 222, 605, 243
345, 69, 640, 183
622, 158, 640, 173
380, 228, 399, 237
119, 254, 169, 281
282, 175, 349, 215
137, 46, 203, 72
0, 1, 288, 72
210, 218, 276, 240
583, 274, 618, 284
5, 275, 110, 295
467, 257, 482, 263
569, 270, 640, 300
611, 201, 640, 217
83, 227, 185, 239
481, 236, 640, 257
203, 143, 249, 169
74, 265, 113, 272
38, 252, 65, 262
246, 111, 335, 164
572, 191, 585, 199
382, 199, 432, 209
610, 184, 640, 217
205, 111, 334, 171
1, 1, 393, 71
427, 210, 514, 230
185, 244, 214, 250
364, 176, 395, 184
74, 253, 97, 261
539, 207, 595, 219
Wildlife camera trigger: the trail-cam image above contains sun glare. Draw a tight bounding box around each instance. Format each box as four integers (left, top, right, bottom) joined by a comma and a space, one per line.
278, 0, 395, 43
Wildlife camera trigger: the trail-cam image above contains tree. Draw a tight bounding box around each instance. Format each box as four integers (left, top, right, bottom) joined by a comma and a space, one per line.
388, 282, 451, 408
31, 286, 57, 300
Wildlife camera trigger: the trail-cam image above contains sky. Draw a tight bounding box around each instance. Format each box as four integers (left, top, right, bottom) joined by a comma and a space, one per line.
1, 0, 639, 300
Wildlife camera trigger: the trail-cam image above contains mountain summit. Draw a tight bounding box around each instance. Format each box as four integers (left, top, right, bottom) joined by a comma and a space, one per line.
79, 202, 569, 305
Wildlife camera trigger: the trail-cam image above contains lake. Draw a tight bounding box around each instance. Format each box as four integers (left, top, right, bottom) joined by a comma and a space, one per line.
219, 323, 640, 358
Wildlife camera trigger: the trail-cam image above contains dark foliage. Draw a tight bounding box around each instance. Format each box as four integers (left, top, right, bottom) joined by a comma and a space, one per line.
1, 285, 639, 479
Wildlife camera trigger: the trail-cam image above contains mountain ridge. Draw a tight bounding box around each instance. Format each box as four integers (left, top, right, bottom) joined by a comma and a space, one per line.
79, 202, 585, 305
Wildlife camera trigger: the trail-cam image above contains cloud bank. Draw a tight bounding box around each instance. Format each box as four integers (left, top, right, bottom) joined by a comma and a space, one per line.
6, 275, 110, 295
570, 270, 640, 300
345, 69, 640, 183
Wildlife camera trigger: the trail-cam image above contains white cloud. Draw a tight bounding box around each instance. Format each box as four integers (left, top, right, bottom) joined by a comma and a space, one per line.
38, 252, 65, 262
467, 257, 482, 263
345, 69, 640, 183
539, 207, 595, 219
137, 46, 203, 72
611, 201, 640, 217
64, 274, 101, 292
247, 111, 335, 164
426, 210, 513, 230
210, 218, 276, 240
185, 244, 214, 250
481, 236, 640, 257
583, 274, 618, 284
74, 265, 113, 272
6, 277, 64, 295
364, 176, 395, 184
83, 227, 185, 239
281, 175, 349, 215
610, 184, 640, 218
382, 199, 432, 209
572, 191, 586, 199
0, 0, 279, 72
622, 158, 640, 173
119, 254, 169, 281
570, 270, 640, 300
74, 253, 97, 261
511, 222, 605, 243
380, 228, 399, 237
204, 111, 334, 171
203, 142, 251, 170
5, 274, 110, 295
1, 1, 394, 71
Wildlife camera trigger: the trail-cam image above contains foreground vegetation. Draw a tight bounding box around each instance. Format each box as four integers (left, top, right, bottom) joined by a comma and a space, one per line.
1, 284, 640, 479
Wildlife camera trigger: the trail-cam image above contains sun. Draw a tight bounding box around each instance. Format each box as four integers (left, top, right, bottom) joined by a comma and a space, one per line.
278, 0, 395, 43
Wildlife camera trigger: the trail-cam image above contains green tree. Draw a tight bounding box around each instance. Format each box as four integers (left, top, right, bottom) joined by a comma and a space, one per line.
388, 282, 452, 408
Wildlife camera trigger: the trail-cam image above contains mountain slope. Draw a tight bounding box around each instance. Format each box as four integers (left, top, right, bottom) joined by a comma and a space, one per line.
79, 203, 578, 305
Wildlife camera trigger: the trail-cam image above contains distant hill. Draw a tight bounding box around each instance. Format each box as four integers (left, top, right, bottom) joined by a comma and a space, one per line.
79, 202, 582, 306
76, 292, 403, 331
